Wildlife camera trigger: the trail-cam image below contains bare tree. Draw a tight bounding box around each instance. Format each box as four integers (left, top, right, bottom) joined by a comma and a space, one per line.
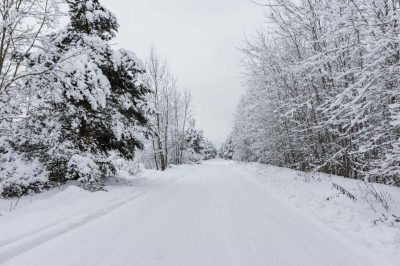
142, 46, 197, 170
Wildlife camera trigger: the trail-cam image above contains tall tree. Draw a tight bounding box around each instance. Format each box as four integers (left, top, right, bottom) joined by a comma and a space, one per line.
1, 0, 153, 196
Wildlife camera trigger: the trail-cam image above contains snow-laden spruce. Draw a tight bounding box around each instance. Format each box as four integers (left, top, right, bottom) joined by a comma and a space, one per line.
0, 0, 153, 197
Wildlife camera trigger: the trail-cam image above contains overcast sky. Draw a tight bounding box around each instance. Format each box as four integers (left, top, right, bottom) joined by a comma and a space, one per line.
101, 0, 265, 147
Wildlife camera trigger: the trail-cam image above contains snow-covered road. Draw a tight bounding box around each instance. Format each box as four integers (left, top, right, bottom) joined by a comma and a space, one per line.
0, 160, 393, 266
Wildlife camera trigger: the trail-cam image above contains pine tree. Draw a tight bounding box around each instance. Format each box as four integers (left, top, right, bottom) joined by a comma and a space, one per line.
221, 135, 234, 160
203, 140, 217, 160
184, 121, 206, 162
1, 0, 153, 196
52, 0, 153, 190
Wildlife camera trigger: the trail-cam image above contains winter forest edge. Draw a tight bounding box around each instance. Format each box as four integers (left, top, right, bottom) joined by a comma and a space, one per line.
0, 0, 217, 198
221, 0, 400, 188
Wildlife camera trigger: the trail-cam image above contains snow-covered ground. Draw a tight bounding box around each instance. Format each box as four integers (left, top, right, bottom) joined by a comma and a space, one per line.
0, 159, 399, 265
234, 162, 400, 264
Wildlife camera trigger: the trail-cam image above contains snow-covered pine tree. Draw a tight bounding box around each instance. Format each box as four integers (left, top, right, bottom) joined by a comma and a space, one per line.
221, 135, 235, 160
203, 140, 217, 160
49, 0, 153, 190
1, 0, 153, 196
218, 143, 225, 158
183, 122, 206, 162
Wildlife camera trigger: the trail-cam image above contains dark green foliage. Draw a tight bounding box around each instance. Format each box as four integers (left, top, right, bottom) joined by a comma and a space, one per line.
66, 0, 118, 40
1, 182, 52, 198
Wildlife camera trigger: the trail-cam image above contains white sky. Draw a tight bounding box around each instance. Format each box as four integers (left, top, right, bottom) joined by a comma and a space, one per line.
101, 0, 265, 147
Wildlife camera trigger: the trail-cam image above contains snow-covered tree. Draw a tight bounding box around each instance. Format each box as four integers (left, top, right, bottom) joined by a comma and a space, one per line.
0, 0, 63, 112
220, 135, 235, 160
0, 0, 65, 197
230, 0, 400, 186
142, 47, 212, 169
203, 140, 217, 160
1, 0, 153, 196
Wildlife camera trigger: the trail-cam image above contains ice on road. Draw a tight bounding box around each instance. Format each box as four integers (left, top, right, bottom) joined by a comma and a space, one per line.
1, 160, 389, 266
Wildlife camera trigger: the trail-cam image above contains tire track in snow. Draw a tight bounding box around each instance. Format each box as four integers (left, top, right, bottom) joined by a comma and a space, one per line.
0, 165, 201, 264
83, 165, 204, 266
0, 190, 146, 264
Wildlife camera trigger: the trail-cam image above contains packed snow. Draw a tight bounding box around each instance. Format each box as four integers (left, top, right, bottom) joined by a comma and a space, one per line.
0, 159, 398, 266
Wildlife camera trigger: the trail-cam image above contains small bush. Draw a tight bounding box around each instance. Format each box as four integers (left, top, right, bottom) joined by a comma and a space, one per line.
355, 181, 394, 212
1, 181, 52, 198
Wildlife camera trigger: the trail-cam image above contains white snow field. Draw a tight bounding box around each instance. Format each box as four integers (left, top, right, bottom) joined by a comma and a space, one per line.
0, 159, 399, 266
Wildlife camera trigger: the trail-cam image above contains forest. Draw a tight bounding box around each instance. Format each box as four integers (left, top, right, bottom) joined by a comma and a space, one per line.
221, 0, 400, 187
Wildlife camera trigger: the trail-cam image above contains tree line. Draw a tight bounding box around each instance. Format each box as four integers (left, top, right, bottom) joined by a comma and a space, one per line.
226, 0, 400, 186
139, 47, 217, 171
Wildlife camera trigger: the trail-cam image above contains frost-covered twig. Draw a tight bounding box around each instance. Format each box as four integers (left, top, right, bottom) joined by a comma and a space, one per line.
372, 214, 400, 225
327, 183, 357, 202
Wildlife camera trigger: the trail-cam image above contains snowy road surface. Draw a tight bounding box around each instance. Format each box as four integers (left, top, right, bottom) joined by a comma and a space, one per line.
0, 160, 393, 266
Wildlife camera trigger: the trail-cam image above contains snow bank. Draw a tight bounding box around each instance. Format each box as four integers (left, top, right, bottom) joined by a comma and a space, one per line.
235, 162, 400, 263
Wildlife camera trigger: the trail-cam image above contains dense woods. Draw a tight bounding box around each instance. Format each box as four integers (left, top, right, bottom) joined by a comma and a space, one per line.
0, 0, 215, 198
227, 0, 400, 186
